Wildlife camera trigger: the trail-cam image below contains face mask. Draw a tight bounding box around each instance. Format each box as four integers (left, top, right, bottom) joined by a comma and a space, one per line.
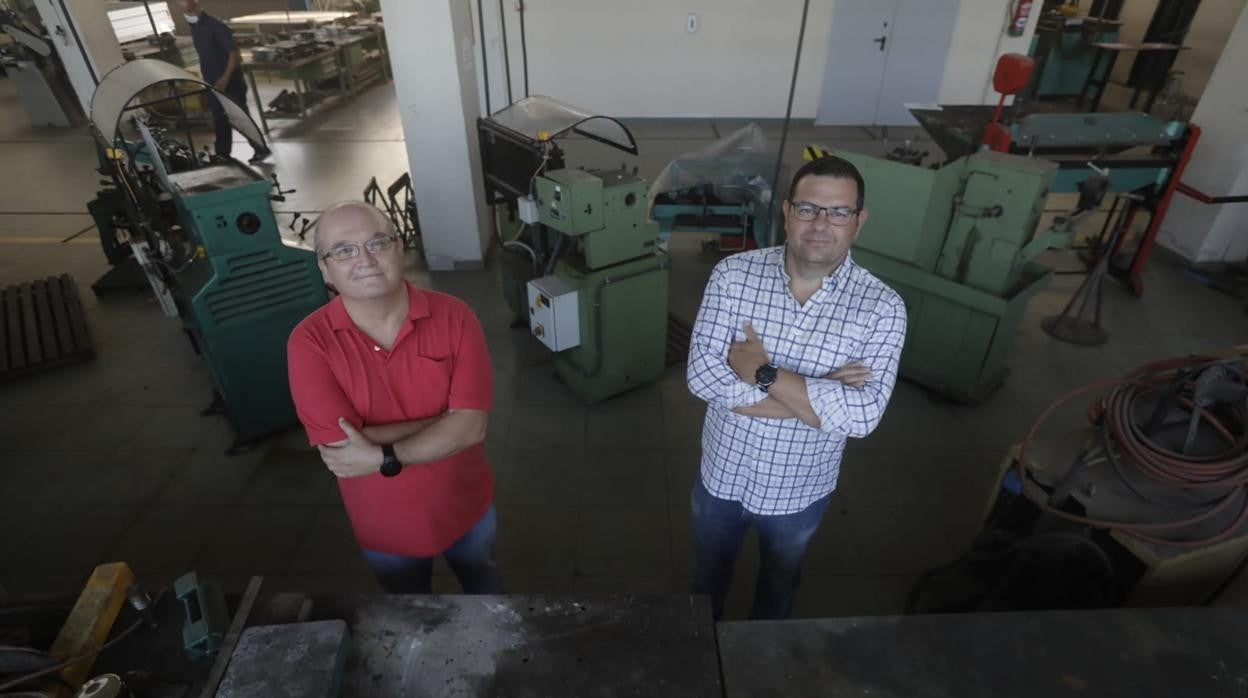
185, 14, 199, 24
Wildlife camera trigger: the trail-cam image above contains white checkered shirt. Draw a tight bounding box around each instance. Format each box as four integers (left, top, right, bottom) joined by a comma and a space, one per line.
687, 246, 907, 515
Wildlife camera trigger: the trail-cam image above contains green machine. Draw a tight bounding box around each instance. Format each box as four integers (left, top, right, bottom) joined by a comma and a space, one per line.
478, 97, 668, 402
89, 59, 326, 449
1026, 14, 1121, 99
804, 145, 1069, 402
804, 96, 1197, 401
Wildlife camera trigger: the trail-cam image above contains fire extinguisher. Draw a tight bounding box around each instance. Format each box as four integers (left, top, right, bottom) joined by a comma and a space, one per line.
1008, 0, 1033, 37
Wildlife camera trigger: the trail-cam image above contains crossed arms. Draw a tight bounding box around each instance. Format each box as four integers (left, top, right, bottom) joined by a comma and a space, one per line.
685, 266, 906, 437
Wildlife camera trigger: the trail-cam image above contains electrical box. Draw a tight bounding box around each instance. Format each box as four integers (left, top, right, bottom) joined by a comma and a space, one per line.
527, 275, 580, 351
518, 195, 540, 224
536, 168, 604, 235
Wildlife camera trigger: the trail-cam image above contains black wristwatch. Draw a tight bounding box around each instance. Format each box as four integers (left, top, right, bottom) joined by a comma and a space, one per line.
379, 443, 402, 478
754, 363, 779, 393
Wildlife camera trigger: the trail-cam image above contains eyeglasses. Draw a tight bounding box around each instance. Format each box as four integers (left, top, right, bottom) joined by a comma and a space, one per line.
789, 201, 860, 226
320, 234, 400, 262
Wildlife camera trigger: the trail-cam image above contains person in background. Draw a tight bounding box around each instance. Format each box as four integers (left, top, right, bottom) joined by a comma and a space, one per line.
180, 0, 271, 162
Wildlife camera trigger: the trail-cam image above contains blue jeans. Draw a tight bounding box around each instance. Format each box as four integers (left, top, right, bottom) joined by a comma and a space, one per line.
362, 506, 504, 594
690, 478, 830, 620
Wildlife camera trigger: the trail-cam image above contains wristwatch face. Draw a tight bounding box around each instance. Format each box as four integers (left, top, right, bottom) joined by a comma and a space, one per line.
755, 363, 778, 389
380, 445, 401, 477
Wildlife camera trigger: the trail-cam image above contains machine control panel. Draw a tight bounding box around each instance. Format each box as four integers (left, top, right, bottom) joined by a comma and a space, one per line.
527, 275, 581, 352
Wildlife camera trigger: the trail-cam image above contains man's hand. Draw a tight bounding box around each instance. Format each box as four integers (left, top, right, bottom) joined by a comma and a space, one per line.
728, 321, 769, 383
213, 77, 229, 92
826, 361, 872, 388
317, 417, 384, 478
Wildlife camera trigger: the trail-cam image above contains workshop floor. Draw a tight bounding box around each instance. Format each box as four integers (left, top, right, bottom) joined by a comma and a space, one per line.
0, 76, 1242, 619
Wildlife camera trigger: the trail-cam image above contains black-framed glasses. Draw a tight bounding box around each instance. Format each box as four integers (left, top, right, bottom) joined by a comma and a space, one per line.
320, 234, 400, 262
789, 201, 860, 226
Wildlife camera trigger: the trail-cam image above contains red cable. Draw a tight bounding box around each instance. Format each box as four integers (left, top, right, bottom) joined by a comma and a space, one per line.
1015, 357, 1248, 549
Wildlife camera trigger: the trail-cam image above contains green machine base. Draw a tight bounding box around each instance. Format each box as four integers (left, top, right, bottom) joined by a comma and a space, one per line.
856, 250, 1051, 403
809, 146, 1060, 403
551, 254, 669, 403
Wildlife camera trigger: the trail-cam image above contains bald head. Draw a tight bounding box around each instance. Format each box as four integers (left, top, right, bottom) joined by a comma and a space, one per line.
314, 201, 396, 255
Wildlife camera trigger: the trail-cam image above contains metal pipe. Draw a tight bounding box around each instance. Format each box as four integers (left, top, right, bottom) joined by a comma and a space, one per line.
497, 0, 513, 106
765, 0, 811, 245
141, 0, 159, 39
477, 0, 490, 115
1177, 182, 1248, 205
519, 0, 529, 97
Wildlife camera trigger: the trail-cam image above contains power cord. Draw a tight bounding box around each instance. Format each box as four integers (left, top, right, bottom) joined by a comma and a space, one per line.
0, 590, 166, 694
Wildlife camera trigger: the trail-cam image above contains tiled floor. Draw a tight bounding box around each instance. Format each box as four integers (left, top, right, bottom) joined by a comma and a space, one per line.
0, 76, 1243, 619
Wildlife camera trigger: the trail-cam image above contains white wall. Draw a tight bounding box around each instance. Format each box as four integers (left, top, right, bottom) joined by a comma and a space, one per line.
1157, 3, 1248, 263
937, 0, 1043, 105
1174, 0, 1247, 103
470, 0, 1039, 120
1110, 0, 1246, 104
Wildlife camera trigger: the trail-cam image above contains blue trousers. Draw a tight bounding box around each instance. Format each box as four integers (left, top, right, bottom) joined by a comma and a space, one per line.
362, 506, 504, 594
208, 84, 248, 157
691, 478, 830, 620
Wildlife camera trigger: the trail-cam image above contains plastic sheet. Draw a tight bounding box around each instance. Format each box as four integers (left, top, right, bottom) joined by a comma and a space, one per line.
646, 123, 781, 213
90, 59, 264, 148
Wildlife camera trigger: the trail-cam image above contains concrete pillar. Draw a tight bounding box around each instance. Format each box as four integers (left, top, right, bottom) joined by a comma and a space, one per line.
1156, 4, 1248, 263
377, 0, 491, 271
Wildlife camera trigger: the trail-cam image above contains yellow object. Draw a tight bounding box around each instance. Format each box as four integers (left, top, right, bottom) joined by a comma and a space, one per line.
1057, 3, 1079, 16
536, 129, 551, 141
803, 145, 834, 161
47, 562, 135, 697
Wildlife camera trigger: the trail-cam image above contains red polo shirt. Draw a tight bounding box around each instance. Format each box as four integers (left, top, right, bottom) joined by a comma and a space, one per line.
286, 282, 494, 557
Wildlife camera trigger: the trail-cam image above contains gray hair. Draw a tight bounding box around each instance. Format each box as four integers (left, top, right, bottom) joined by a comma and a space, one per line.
312, 200, 397, 255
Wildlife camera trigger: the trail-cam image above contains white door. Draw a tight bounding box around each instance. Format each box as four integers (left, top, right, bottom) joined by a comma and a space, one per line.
814, 0, 894, 125
815, 0, 960, 126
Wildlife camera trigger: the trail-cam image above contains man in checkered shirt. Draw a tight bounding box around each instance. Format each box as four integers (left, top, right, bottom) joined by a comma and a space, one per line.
686, 155, 907, 620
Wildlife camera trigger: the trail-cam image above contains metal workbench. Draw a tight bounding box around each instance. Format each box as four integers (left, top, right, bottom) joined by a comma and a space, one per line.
241, 30, 390, 135
93, 592, 723, 697
79, 588, 1248, 697
717, 607, 1248, 698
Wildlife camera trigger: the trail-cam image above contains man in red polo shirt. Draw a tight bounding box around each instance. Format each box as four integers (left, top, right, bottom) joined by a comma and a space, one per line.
286, 201, 502, 594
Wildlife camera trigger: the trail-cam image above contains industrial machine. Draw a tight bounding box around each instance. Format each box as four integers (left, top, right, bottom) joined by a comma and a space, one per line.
0, 7, 84, 127
88, 59, 327, 449
804, 54, 1198, 402
802, 144, 1066, 403
1026, 12, 1121, 100
478, 96, 668, 403
648, 124, 779, 252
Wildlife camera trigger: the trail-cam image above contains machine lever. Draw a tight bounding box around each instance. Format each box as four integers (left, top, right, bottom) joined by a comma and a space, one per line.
873, 35, 887, 51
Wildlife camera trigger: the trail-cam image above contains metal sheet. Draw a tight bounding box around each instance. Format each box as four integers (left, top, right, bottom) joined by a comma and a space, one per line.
1015, 113, 1175, 149
718, 607, 1248, 698
165, 162, 263, 197
486, 96, 638, 154
250, 593, 722, 697
89, 58, 264, 148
